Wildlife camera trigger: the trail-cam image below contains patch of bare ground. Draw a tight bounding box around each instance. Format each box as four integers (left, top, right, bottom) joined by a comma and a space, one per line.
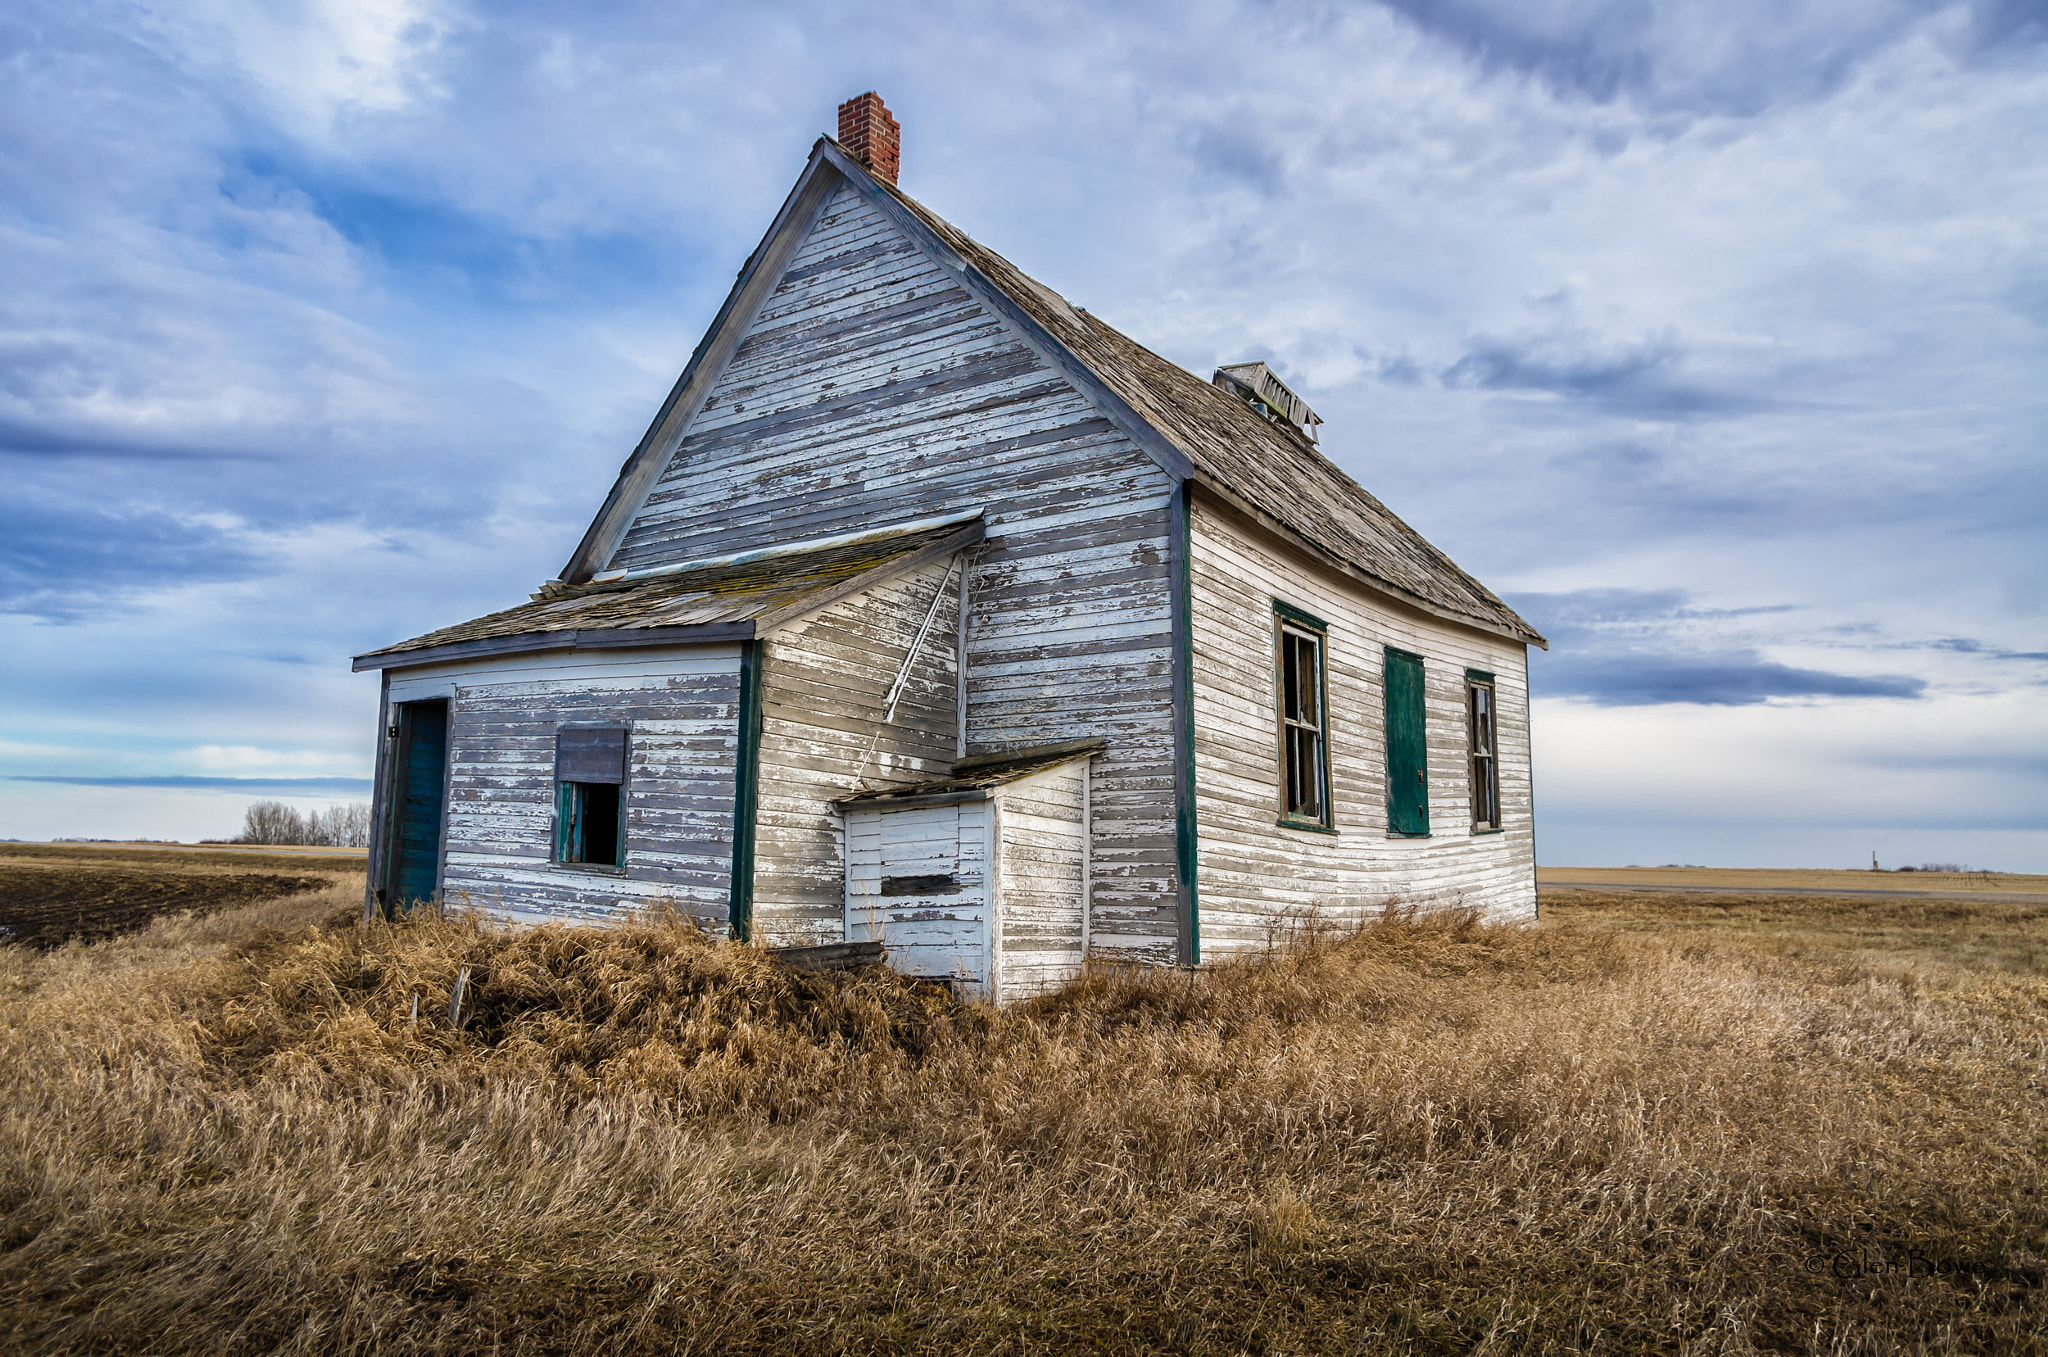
1, 894, 2044, 1354
0, 843, 361, 950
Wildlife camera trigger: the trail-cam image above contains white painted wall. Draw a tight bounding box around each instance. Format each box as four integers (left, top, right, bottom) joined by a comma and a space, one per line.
1188, 499, 1536, 954
845, 798, 994, 999
994, 760, 1088, 1004
386, 644, 743, 929
753, 553, 962, 945
606, 183, 1181, 961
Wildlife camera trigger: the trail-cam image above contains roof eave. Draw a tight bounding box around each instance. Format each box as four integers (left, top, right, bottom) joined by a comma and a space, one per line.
351, 620, 757, 673
1189, 478, 1547, 649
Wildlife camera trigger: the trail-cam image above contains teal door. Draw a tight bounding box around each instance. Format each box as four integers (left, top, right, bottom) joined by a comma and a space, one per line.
388, 699, 449, 909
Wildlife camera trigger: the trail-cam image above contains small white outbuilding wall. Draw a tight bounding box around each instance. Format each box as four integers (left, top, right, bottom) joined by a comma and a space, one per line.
841, 753, 1090, 1005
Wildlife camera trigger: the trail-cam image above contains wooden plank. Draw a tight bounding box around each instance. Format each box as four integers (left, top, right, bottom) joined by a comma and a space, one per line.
769, 939, 884, 972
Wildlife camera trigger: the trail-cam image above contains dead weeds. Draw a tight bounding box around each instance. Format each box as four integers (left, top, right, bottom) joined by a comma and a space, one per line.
1, 888, 2044, 1354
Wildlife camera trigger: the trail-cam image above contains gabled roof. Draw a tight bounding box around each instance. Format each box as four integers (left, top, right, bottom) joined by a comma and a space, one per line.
352, 515, 981, 672
565, 136, 1540, 647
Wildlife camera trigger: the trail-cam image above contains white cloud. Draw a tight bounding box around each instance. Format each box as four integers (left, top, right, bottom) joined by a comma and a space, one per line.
186, 745, 341, 770
136, 0, 457, 139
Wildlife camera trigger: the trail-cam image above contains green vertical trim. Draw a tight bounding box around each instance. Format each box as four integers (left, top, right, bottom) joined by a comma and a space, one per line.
367, 670, 393, 922
1170, 482, 1199, 965
728, 640, 765, 942
617, 728, 632, 870
553, 780, 572, 863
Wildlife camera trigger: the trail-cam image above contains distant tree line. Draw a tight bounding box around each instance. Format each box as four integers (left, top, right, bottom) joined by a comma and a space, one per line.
235, 801, 371, 848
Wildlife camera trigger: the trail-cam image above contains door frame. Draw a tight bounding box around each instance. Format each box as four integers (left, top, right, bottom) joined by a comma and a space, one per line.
378, 696, 451, 916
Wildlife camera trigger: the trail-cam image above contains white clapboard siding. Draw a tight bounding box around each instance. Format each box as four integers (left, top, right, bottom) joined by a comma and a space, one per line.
845, 800, 994, 1000
752, 555, 962, 946
993, 761, 1088, 1005
390, 645, 743, 930
1187, 499, 1536, 954
844, 758, 1090, 1007
608, 183, 1180, 961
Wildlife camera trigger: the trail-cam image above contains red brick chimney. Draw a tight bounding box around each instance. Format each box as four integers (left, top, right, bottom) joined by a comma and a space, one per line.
837, 92, 900, 185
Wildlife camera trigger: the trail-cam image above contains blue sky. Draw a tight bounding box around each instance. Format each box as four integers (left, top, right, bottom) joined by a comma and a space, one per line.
2, 0, 2043, 868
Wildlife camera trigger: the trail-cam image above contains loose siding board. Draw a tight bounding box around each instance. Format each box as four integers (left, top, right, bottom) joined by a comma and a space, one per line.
607, 183, 1180, 962
1187, 496, 1535, 954
386, 646, 744, 930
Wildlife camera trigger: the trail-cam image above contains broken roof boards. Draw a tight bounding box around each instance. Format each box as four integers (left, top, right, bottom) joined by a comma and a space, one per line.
355, 110, 1539, 992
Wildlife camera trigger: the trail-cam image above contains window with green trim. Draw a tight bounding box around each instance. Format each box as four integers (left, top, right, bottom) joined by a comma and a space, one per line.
554, 727, 628, 869
1383, 647, 1429, 836
1467, 671, 1500, 831
1274, 603, 1332, 829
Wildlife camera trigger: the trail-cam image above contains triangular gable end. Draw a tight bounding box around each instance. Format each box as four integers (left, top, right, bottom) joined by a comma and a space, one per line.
560, 139, 1191, 586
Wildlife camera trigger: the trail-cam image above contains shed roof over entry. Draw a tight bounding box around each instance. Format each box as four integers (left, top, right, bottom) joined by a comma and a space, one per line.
354, 512, 983, 671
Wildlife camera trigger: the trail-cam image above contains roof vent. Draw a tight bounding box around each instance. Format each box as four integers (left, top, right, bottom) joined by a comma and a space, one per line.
1213, 362, 1321, 443
837, 92, 900, 185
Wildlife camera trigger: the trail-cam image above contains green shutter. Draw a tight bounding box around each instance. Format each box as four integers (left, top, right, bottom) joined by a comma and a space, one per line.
728, 640, 765, 942
1384, 647, 1429, 836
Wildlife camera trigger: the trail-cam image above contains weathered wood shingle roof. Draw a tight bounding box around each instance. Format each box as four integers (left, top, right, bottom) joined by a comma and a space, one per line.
354, 516, 980, 671
856, 155, 1543, 647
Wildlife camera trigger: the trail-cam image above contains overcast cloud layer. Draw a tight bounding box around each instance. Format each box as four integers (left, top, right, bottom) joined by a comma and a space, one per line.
2, 0, 2043, 868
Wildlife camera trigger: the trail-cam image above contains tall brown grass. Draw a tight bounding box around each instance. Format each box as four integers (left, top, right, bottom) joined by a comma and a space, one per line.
2, 883, 2043, 1354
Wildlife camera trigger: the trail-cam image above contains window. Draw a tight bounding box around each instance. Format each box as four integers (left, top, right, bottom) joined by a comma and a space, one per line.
1467, 671, 1500, 832
554, 727, 628, 868
1274, 602, 1332, 829
1383, 647, 1429, 836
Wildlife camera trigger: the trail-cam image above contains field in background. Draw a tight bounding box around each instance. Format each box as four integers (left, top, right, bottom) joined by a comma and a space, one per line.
1539, 865, 2048, 896
1541, 887, 2048, 977
2, 869, 2045, 1354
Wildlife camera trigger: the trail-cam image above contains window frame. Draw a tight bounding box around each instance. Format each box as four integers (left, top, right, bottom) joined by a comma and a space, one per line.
553, 725, 630, 873
1272, 600, 1336, 833
1466, 669, 1502, 833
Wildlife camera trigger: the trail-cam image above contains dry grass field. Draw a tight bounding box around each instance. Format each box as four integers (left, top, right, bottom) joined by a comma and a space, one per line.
1541, 888, 2048, 977
2, 861, 2045, 1354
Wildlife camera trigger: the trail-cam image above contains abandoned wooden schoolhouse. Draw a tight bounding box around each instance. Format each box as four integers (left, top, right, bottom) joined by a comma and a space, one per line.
353, 93, 1546, 1002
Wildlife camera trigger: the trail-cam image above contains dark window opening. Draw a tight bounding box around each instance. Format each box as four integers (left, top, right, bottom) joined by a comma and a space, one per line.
1276, 611, 1332, 829
554, 726, 628, 869
559, 781, 622, 865
1468, 674, 1500, 831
